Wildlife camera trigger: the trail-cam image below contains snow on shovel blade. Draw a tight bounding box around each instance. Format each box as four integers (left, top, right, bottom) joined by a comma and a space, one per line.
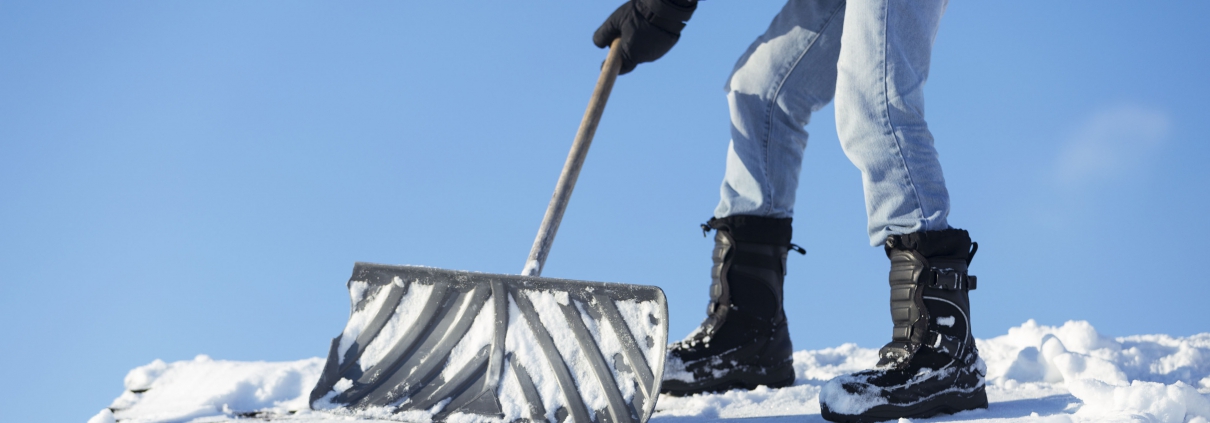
309, 262, 669, 423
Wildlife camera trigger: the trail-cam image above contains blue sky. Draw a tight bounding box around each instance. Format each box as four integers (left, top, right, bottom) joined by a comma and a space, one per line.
2, 1, 1208, 421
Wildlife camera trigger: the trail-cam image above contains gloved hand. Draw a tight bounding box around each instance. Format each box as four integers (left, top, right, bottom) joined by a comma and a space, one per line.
593, 0, 697, 75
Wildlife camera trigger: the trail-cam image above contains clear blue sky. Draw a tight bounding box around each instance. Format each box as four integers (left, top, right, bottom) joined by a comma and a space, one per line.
2, 2, 1208, 421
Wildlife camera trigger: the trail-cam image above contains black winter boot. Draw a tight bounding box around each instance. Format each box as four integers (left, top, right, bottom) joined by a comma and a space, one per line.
820, 229, 987, 423
660, 215, 803, 396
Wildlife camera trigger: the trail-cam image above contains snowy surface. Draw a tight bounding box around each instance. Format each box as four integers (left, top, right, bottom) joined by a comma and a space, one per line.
95, 320, 1210, 423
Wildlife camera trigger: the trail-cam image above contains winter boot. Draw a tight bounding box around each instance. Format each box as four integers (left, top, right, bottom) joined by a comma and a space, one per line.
660, 215, 803, 396
819, 229, 987, 423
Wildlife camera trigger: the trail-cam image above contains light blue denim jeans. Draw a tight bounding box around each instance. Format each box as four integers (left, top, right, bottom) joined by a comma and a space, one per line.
714, 0, 951, 246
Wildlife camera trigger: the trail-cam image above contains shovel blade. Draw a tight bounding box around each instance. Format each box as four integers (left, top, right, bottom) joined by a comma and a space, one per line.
309, 263, 668, 423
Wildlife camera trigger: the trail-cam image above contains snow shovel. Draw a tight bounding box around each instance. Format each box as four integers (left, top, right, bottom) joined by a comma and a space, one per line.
309, 39, 669, 423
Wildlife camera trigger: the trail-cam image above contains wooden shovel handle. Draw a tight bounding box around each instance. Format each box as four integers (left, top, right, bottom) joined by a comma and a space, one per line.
522, 38, 624, 277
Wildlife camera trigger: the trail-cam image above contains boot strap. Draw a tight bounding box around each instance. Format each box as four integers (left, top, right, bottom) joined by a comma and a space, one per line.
927, 267, 977, 291
881, 253, 977, 367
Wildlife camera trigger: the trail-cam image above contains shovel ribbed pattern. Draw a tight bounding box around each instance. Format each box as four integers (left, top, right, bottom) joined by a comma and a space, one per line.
309, 263, 668, 423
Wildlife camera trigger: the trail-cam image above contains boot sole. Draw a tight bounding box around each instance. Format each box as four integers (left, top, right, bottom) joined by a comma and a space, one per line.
660, 361, 795, 397
820, 386, 987, 423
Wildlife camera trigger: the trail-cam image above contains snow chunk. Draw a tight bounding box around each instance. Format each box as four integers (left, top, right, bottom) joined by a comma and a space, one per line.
109, 357, 324, 423
86, 408, 115, 423
124, 359, 168, 392
981, 320, 1210, 422
795, 343, 880, 383
521, 259, 540, 276
1068, 379, 1210, 423
1041, 334, 1129, 385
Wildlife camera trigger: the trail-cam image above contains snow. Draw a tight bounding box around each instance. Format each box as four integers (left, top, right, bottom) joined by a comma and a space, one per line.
526, 290, 611, 419
615, 298, 668, 375
494, 355, 532, 421
440, 292, 496, 383
576, 300, 638, 403
87, 408, 116, 423
360, 282, 434, 372
500, 296, 562, 421
521, 260, 541, 277
99, 320, 1210, 423
336, 279, 394, 362
106, 355, 324, 423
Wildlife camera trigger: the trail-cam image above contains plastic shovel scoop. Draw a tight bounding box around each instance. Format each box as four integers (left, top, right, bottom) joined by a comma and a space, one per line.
308, 39, 669, 423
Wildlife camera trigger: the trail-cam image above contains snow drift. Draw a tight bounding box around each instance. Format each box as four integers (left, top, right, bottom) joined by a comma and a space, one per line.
93, 320, 1210, 423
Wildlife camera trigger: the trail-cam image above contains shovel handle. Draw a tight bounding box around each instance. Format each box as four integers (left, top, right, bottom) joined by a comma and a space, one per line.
522, 39, 624, 277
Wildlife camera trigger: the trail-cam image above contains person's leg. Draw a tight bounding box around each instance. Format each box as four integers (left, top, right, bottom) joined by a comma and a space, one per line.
820, 1, 987, 421
834, 0, 951, 246
662, 0, 846, 397
714, 0, 847, 220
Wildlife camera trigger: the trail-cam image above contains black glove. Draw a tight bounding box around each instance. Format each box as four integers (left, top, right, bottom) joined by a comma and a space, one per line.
593, 0, 697, 75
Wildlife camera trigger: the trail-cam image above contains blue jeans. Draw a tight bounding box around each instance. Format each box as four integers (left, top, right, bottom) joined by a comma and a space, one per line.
714, 0, 951, 246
